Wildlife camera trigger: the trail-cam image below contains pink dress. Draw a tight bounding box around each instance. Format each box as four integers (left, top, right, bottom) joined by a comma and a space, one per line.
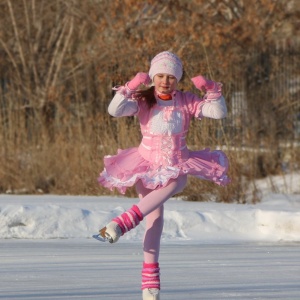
98, 89, 230, 194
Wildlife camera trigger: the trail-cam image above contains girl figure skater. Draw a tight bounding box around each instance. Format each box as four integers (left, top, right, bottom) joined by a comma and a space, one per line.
97, 51, 230, 300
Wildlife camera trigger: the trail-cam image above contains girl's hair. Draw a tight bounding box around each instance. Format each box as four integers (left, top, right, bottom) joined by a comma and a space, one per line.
135, 86, 156, 109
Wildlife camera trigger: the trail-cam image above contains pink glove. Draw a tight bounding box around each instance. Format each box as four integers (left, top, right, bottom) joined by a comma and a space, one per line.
127, 72, 151, 90
191, 75, 216, 91
191, 75, 222, 100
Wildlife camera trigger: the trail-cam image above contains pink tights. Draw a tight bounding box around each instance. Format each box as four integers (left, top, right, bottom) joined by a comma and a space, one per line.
135, 175, 187, 263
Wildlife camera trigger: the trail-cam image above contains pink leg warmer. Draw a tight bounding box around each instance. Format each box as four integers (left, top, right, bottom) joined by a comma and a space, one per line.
112, 205, 143, 235
141, 262, 160, 290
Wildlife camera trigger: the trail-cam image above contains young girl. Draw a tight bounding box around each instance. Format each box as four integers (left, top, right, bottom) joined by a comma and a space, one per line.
97, 51, 230, 300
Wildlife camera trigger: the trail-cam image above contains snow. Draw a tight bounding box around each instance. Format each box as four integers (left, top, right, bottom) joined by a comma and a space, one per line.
0, 173, 300, 299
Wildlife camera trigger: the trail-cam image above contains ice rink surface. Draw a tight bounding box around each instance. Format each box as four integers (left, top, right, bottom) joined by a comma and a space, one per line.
1, 239, 299, 300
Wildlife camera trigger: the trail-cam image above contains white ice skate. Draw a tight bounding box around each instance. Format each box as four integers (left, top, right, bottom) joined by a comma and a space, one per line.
93, 222, 122, 243
143, 288, 160, 300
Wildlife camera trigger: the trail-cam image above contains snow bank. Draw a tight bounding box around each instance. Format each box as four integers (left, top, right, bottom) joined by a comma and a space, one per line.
1, 191, 299, 243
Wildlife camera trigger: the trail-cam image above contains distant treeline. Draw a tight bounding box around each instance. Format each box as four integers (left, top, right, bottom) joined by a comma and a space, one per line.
0, 0, 299, 202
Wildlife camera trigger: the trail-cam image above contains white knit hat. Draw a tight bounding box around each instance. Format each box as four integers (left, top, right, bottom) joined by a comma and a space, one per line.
149, 51, 183, 82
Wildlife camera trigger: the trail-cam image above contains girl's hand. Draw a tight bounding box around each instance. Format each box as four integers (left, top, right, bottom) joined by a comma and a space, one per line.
192, 75, 222, 101
191, 75, 216, 92
127, 72, 151, 90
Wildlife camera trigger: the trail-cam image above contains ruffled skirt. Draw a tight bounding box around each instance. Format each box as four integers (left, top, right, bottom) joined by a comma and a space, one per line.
98, 147, 230, 194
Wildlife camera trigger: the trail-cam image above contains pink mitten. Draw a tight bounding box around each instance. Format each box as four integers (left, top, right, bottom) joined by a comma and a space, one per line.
191, 75, 215, 91
192, 75, 222, 100
127, 72, 151, 90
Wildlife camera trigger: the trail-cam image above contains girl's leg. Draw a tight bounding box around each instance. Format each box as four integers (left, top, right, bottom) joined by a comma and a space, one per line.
136, 181, 164, 295
99, 175, 187, 243
136, 176, 187, 297
137, 175, 187, 216
135, 180, 164, 263
143, 206, 164, 263
141, 208, 164, 295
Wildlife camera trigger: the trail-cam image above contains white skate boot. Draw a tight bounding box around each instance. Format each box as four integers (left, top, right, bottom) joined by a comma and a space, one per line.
99, 221, 122, 243
142, 288, 160, 300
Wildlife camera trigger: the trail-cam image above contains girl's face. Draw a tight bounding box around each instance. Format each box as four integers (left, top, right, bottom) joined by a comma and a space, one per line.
153, 73, 177, 94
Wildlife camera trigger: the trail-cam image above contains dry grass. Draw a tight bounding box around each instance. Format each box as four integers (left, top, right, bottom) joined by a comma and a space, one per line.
0, 0, 299, 202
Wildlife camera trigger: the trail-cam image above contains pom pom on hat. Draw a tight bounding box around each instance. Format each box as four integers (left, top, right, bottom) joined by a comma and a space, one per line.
149, 51, 183, 82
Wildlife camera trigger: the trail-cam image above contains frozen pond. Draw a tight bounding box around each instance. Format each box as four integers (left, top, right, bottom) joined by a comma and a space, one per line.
0, 239, 299, 300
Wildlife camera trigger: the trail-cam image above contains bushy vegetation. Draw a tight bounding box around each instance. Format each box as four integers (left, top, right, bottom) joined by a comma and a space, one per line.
0, 0, 299, 202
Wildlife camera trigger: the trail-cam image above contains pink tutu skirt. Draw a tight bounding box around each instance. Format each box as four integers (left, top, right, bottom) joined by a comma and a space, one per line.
98, 147, 230, 194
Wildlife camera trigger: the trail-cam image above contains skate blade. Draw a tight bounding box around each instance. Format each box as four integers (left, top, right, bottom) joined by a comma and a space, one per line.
92, 234, 109, 242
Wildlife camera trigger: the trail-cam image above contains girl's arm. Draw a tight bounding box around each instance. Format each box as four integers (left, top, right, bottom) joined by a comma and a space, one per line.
191, 75, 227, 119
200, 96, 227, 119
108, 72, 151, 117
108, 92, 139, 117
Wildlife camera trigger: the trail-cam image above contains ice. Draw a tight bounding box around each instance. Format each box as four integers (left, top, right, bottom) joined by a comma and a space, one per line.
0, 172, 299, 299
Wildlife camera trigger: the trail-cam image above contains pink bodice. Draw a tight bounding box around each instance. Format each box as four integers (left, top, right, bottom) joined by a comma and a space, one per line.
137, 91, 201, 167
